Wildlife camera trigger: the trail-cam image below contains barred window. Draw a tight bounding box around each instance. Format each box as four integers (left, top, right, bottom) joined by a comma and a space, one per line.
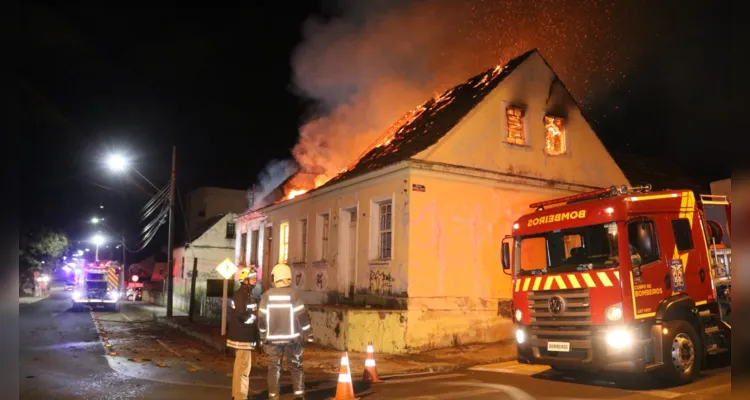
544, 115, 566, 155
506, 106, 526, 145
378, 202, 392, 259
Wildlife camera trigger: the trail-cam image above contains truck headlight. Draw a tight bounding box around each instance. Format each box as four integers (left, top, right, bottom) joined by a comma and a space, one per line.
515, 328, 526, 344
515, 309, 522, 322
606, 329, 633, 349
109, 291, 119, 300
72, 291, 82, 300
605, 303, 623, 322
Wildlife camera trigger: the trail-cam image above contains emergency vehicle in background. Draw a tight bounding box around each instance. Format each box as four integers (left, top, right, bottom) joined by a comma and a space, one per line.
502, 184, 731, 385
72, 260, 122, 312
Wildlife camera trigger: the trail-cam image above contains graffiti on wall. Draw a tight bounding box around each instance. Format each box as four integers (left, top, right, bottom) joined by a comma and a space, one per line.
292, 267, 306, 289
369, 269, 393, 295
314, 270, 328, 292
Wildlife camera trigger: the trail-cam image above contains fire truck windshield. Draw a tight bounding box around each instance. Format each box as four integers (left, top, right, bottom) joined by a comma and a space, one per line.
514, 222, 619, 276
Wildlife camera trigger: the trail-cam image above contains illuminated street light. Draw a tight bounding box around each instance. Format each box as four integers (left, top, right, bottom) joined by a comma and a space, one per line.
90, 234, 105, 261
91, 217, 101, 224
107, 154, 128, 172
91, 234, 105, 246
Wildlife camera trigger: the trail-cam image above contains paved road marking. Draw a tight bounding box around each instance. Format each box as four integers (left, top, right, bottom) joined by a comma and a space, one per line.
121, 312, 132, 321
407, 388, 499, 399
156, 339, 202, 370
470, 361, 730, 399
386, 373, 466, 384
442, 381, 535, 400
689, 382, 731, 395
379, 370, 439, 379
470, 361, 550, 375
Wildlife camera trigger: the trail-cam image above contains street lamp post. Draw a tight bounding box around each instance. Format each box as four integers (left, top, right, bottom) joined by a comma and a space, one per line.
166, 146, 176, 317
91, 234, 105, 262
106, 147, 177, 317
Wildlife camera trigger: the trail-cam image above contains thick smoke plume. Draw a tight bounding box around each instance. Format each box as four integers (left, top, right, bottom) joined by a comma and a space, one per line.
280, 0, 650, 192
250, 159, 298, 209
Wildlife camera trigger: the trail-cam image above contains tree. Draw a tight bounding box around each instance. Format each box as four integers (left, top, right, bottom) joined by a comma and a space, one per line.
19, 228, 69, 278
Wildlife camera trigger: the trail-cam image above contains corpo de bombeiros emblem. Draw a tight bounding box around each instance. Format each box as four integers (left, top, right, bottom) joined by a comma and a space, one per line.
548, 295, 566, 315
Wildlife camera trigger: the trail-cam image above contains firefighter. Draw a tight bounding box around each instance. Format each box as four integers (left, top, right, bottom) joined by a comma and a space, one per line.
227, 267, 260, 400
258, 263, 314, 399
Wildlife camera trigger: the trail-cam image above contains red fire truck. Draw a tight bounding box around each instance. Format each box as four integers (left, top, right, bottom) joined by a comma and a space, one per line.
502, 185, 731, 384
72, 261, 122, 312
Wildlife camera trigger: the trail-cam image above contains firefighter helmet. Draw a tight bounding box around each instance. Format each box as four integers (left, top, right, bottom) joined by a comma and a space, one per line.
271, 263, 292, 283
238, 267, 257, 282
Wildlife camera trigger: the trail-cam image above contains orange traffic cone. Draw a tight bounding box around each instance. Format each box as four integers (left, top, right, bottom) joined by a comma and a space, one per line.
332, 352, 359, 400
362, 342, 382, 383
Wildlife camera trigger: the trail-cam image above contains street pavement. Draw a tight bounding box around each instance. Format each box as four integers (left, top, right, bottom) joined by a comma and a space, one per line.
21, 292, 730, 399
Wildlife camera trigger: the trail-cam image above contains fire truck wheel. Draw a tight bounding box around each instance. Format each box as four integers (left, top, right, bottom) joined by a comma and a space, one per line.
661, 320, 702, 385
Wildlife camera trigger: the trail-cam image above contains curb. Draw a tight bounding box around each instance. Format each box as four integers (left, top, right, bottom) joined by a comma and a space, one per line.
156, 317, 227, 353
19, 294, 51, 304
154, 317, 516, 377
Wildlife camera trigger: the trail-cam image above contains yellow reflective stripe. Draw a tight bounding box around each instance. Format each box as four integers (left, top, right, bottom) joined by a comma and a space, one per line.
630, 193, 679, 201
543, 276, 554, 290
614, 271, 620, 281
597, 272, 613, 287
532, 277, 542, 291
567, 274, 581, 289
581, 273, 596, 287
515, 279, 521, 292
522, 278, 531, 291
554, 276, 567, 290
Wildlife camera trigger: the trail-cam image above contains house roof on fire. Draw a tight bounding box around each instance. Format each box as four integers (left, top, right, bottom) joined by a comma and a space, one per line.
316, 48, 538, 190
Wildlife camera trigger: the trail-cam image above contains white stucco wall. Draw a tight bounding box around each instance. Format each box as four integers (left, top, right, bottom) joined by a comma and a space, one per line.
172, 213, 237, 313
243, 164, 412, 305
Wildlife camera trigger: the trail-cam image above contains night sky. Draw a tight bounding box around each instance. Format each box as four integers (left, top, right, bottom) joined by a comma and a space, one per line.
20, 2, 734, 259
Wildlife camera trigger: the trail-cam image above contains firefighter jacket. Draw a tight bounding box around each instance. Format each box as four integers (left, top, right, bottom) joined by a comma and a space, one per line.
226, 284, 260, 350
258, 286, 313, 345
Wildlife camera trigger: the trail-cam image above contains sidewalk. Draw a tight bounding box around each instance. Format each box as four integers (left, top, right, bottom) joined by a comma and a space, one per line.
19, 293, 50, 304
143, 304, 517, 377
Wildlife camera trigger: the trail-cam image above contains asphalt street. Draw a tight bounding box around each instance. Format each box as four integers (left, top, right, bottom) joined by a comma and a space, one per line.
20, 292, 730, 399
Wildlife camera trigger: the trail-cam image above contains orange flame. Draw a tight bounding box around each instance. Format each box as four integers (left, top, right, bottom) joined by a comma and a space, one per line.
287, 189, 308, 200
279, 61, 508, 203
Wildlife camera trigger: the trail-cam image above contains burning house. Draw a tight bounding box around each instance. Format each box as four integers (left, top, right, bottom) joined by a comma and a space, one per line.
235, 49, 629, 353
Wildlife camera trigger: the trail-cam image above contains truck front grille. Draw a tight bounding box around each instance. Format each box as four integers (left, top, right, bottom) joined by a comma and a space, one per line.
528, 288, 592, 361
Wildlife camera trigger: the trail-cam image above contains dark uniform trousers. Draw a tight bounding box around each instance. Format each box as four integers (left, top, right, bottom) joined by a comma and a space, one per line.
265, 341, 305, 396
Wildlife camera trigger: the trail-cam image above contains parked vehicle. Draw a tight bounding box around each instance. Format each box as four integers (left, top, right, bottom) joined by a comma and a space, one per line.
503, 185, 731, 385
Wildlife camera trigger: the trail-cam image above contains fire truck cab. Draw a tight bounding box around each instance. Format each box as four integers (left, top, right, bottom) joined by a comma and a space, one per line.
502, 185, 731, 384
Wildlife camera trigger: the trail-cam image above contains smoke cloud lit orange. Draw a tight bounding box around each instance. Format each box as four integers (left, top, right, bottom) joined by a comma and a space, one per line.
276, 0, 652, 198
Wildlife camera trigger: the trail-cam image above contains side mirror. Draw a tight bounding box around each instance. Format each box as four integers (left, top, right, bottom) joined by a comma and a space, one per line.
502, 241, 511, 273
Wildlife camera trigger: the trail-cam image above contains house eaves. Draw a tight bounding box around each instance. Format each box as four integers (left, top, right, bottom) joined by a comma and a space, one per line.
408, 159, 604, 193
258, 160, 411, 214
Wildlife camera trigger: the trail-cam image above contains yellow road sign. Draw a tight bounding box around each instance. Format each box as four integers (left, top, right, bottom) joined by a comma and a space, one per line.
216, 259, 238, 280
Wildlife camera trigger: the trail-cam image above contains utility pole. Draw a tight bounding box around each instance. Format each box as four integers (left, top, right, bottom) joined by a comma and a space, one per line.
120, 233, 126, 294
166, 146, 176, 317
188, 257, 198, 322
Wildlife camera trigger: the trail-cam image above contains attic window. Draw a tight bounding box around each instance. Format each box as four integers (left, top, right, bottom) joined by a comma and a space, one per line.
226, 222, 236, 239
505, 106, 526, 145
544, 116, 567, 155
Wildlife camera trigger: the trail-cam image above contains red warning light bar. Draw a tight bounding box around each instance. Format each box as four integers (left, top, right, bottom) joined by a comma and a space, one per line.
529, 186, 616, 209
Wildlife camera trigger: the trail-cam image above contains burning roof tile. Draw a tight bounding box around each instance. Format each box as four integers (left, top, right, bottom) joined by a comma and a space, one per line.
318, 49, 538, 189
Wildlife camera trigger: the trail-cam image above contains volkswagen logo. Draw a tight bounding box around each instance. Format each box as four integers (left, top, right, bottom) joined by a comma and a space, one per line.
548, 295, 566, 316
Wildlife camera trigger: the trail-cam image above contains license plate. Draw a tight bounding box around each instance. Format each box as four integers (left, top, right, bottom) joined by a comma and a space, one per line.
547, 341, 570, 352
